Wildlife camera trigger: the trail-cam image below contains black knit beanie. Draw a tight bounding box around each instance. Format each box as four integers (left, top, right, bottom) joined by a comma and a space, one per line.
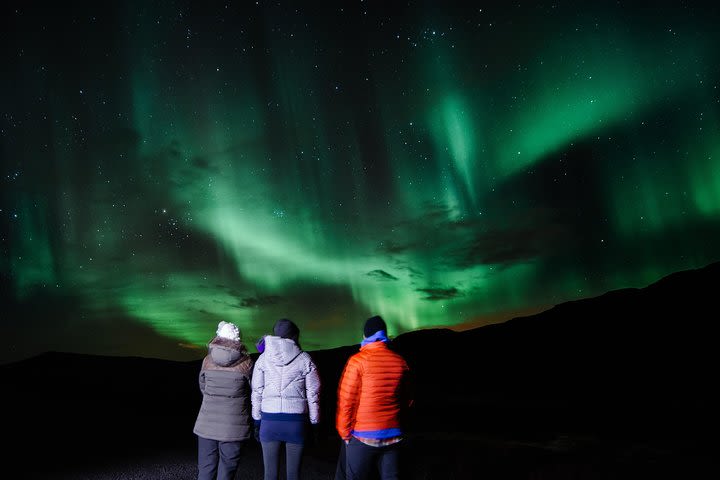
273, 318, 300, 343
363, 315, 387, 337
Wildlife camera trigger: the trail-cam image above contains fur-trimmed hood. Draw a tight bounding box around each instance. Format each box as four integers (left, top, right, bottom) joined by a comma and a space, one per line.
208, 336, 248, 367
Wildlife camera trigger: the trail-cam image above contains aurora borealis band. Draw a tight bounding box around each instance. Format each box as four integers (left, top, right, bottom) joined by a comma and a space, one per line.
2, 0, 720, 364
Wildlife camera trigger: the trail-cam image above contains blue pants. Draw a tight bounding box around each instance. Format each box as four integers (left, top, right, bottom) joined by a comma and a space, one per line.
197, 435, 243, 480
344, 437, 401, 480
261, 441, 304, 480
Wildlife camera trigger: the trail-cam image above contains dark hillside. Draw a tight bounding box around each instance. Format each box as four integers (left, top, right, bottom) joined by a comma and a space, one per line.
3, 262, 718, 478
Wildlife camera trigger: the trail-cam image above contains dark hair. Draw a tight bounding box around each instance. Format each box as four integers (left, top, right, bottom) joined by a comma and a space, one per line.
273, 318, 301, 348
363, 315, 387, 337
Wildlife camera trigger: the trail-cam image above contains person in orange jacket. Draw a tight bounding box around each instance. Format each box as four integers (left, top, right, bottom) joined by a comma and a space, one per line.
335, 315, 413, 480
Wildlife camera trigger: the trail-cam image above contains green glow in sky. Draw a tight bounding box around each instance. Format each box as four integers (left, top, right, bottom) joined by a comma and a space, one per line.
2, 1, 720, 363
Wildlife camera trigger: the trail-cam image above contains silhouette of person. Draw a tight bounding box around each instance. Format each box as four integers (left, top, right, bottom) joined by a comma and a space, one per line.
251, 318, 321, 480
335, 315, 413, 480
193, 321, 254, 480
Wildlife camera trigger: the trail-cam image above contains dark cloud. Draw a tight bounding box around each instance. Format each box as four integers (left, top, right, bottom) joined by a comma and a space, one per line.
452, 228, 544, 268
376, 204, 460, 259
394, 264, 424, 279
377, 241, 415, 255
416, 287, 461, 301
241, 295, 282, 308
192, 156, 216, 171
367, 269, 399, 281
376, 201, 568, 273
450, 209, 571, 269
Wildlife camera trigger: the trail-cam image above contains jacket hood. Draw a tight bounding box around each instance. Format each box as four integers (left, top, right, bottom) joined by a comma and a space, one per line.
263, 335, 302, 366
209, 336, 247, 367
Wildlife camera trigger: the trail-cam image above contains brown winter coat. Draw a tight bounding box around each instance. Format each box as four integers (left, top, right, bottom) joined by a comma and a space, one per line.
193, 336, 254, 441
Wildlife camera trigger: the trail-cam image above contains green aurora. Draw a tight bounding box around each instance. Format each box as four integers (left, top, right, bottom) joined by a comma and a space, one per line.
2, 0, 720, 363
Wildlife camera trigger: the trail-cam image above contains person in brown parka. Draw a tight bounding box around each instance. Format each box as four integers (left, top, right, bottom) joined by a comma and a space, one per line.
193, 321, 254, 480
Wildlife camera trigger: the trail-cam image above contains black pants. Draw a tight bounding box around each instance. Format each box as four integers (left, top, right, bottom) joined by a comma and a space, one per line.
340, 437, 401, 480
261, 441, 304, 480
197, 435, 243, 480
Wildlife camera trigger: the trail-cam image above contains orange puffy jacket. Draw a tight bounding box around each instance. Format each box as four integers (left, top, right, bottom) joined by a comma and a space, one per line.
336, 341, 412, 440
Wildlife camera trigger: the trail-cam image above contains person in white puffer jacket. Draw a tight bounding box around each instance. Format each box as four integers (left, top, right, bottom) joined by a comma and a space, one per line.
251, 318, 321, 480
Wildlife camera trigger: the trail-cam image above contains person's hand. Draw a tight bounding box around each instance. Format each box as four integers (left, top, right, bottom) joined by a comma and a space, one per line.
253, 421, 261, 442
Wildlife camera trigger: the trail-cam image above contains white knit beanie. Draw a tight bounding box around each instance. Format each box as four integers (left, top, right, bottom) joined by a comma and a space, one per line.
216, 321, 240, 341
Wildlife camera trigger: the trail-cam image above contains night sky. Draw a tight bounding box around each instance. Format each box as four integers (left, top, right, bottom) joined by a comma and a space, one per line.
2, 0, 720, 364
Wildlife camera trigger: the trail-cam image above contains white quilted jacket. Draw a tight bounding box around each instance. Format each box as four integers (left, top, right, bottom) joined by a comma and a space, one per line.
251, 335, 321, 424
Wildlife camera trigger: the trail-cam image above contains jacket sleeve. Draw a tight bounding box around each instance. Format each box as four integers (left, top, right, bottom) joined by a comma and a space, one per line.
244, 357, 254, 396
198, 356, 208, 394
250, 356, 265, 421
305, 355, 321, 424
336, 355, 361, 440
198, 370, 206, 394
